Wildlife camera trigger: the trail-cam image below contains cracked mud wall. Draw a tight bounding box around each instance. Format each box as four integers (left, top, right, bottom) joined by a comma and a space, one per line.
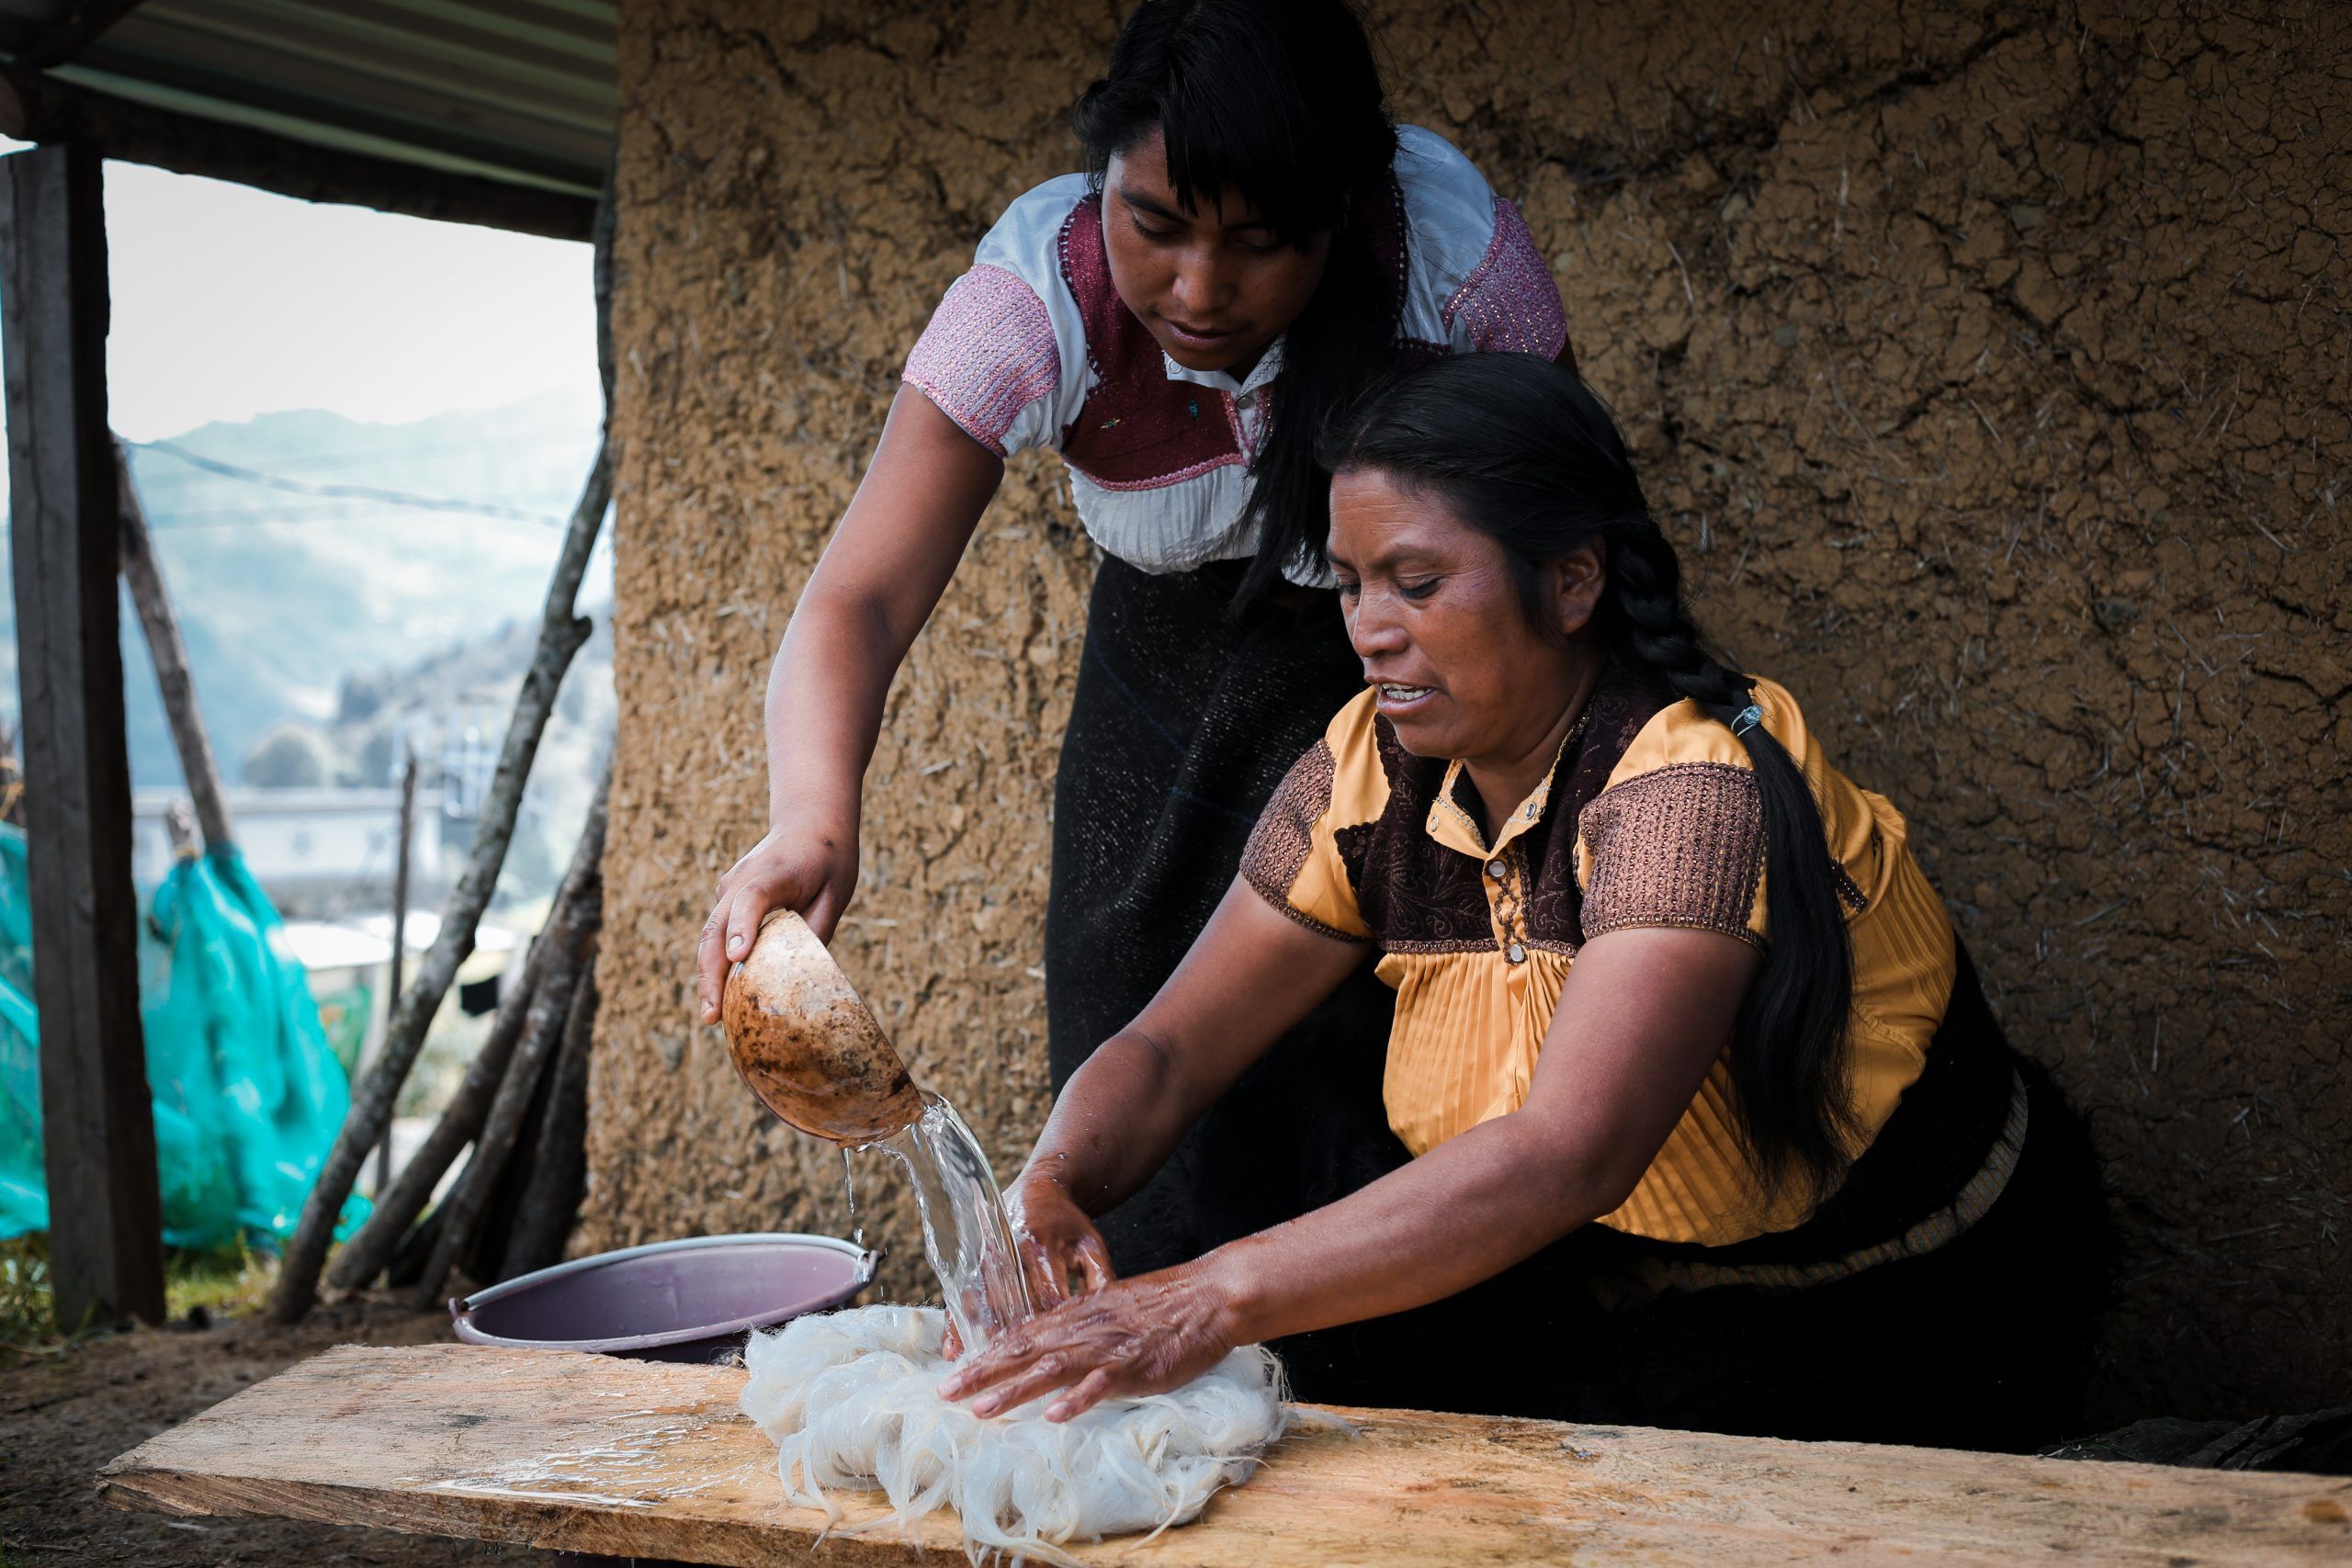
586, 0, 2349, 1421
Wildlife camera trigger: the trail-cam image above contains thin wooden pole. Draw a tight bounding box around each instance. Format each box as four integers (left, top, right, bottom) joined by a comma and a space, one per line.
413, 889, 598, 1307
268, 156, 619, 1324
116, 445, 232, 852
374, 748, 419, 1195
268, 454, 604, 1323
329, 766, 606, 1292
0, 143, 164, 1328
501, 960, 599, 1280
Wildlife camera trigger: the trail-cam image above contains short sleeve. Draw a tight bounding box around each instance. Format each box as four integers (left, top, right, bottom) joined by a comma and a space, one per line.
1390, 127, 1567, 359
903, 265, 1062, 457
1241, 739, 1371, 942
1577, 762, 1767, 948
1442, 197, 1569, 358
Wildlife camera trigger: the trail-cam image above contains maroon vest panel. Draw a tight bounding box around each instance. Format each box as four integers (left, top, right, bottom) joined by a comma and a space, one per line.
1055, 179, 1411, 491
1056, 197, 1242, 490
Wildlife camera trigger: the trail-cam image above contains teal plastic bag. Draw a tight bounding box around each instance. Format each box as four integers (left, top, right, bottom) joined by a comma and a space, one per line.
0, 824, 366, 1247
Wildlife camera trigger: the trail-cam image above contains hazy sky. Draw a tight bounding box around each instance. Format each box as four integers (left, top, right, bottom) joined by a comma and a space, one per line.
0, 138, 600, 443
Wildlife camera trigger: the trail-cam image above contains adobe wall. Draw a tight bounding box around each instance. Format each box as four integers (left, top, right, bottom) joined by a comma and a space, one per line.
585, 0, 2350, 1421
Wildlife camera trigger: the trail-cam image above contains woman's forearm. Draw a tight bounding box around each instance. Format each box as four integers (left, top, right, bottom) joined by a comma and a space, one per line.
1023, 1029, 1209, 1215
763, 587, 908, 827
758, 388, 1005, 830
1183, 928, 1756, 1345
1195, 1111, 1624, 1344
1017, 886, 1374, 1221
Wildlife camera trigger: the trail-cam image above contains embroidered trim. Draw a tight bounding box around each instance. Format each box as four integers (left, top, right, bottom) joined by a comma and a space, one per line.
1252, 889, 1370, 944
1492, 841, 1527, 951
1057, 203, 1105, 387
1073, 451, 1249, 492
1380, 936, 1502, 956
1441, 197, 1568, 357
1577, 762, 1766, 946
1242, 740, 1363, 941
1833, 859, 1871, 914
902, 265, 1060, 457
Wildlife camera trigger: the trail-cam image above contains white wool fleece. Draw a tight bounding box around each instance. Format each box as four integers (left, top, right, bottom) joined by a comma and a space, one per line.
739, 1303, 1301, 1564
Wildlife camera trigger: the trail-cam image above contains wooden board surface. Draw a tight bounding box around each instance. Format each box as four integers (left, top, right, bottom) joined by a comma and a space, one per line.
100, 1344, 2352, 1565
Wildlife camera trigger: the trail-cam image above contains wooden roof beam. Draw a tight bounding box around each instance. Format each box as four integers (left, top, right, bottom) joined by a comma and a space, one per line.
0, 65, 596, 241
11, 0, 153, 73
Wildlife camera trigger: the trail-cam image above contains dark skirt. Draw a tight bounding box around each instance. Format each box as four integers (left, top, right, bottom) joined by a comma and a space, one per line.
1044, 554, 1401, 1270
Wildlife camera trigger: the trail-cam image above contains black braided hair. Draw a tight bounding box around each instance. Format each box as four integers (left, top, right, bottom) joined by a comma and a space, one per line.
1319, 352, 1858, 1200
1071, 0, 1403, 606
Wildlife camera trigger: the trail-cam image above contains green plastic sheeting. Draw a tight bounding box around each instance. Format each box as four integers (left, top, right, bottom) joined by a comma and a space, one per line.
0, 824, 366, 1249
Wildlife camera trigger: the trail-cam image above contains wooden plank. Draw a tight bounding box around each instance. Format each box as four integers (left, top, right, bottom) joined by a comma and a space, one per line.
99, 1345, 2352, 1566
0, 141, 165, 1330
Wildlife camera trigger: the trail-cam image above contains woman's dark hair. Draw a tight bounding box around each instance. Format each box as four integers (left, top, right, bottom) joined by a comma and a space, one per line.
1073, 0, 1402, 604
1323, 353, 1859, 1200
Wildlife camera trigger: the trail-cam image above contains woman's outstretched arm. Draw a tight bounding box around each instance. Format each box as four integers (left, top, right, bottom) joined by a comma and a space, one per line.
942, 923, 1758, 1419
1001, 880, 1371, 1306
696, 389, 1005, 1021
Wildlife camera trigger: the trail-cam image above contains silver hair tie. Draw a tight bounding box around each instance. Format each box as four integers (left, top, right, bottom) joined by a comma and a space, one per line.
1730, 704, 1764, 738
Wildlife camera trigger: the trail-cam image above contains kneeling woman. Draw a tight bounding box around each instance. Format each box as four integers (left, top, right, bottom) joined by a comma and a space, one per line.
944, 354, 2106, 1450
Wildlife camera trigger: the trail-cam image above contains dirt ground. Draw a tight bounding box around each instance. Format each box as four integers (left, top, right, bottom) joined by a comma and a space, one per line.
1, 1300, 524, 1567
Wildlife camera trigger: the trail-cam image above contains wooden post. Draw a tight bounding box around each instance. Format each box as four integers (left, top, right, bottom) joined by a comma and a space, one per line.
375, 748, 418, 1194
0, 142, 164, 1328
117, 445, 232, 852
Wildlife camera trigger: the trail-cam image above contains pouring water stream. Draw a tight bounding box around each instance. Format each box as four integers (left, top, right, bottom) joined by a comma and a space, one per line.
726, 911, 1035, 1354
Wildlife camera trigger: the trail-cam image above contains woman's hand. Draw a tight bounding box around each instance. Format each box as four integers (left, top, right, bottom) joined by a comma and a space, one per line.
1007, 1167, 1116, 1310
695, 815, 859, 1022
940, 1166, 1116, 1360
937, 1265, 1241, 1423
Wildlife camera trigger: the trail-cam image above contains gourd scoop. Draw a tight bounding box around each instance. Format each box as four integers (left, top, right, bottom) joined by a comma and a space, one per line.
720, 909, 924, 1145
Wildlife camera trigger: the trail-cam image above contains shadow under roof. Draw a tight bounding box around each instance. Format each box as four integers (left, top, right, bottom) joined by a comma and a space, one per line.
0, 0, 614, 199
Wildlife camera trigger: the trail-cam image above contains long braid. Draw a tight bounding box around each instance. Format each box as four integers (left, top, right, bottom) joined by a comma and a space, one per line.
1608, 524, 1858, 1199
1605, 525, 1750, 716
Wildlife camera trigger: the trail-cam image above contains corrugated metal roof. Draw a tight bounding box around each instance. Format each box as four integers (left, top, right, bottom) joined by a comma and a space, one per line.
1, 0, 613, 197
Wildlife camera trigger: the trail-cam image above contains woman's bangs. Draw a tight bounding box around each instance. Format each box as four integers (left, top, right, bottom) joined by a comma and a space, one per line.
1155, 71, 1346, 240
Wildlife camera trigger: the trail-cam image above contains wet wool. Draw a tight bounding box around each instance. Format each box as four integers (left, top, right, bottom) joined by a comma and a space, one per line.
740, 1304, 1296, 1563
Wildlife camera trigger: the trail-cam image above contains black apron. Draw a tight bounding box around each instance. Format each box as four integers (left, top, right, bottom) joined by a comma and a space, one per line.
1044, 555, 1402, 1271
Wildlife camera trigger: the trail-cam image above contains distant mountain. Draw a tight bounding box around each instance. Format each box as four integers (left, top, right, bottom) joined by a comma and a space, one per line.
0, 387, 614, 906
0, 386, 608, 789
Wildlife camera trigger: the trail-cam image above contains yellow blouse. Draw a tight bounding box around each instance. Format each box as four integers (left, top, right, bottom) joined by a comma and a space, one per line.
1240, 673, 1959, 1246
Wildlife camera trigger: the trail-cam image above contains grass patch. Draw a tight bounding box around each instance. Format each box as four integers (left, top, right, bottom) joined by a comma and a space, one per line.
1, 1233, 277, 1360
165, 1242, 276, 1322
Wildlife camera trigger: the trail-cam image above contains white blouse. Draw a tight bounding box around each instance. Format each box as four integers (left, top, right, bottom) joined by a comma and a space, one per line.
905, 127, 1567, 584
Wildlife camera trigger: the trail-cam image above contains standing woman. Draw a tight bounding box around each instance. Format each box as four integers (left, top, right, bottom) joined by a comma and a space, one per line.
695, 0, 1572, 1280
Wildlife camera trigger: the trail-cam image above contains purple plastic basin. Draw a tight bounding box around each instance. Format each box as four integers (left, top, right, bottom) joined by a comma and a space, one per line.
449, 1232, 876, 1364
